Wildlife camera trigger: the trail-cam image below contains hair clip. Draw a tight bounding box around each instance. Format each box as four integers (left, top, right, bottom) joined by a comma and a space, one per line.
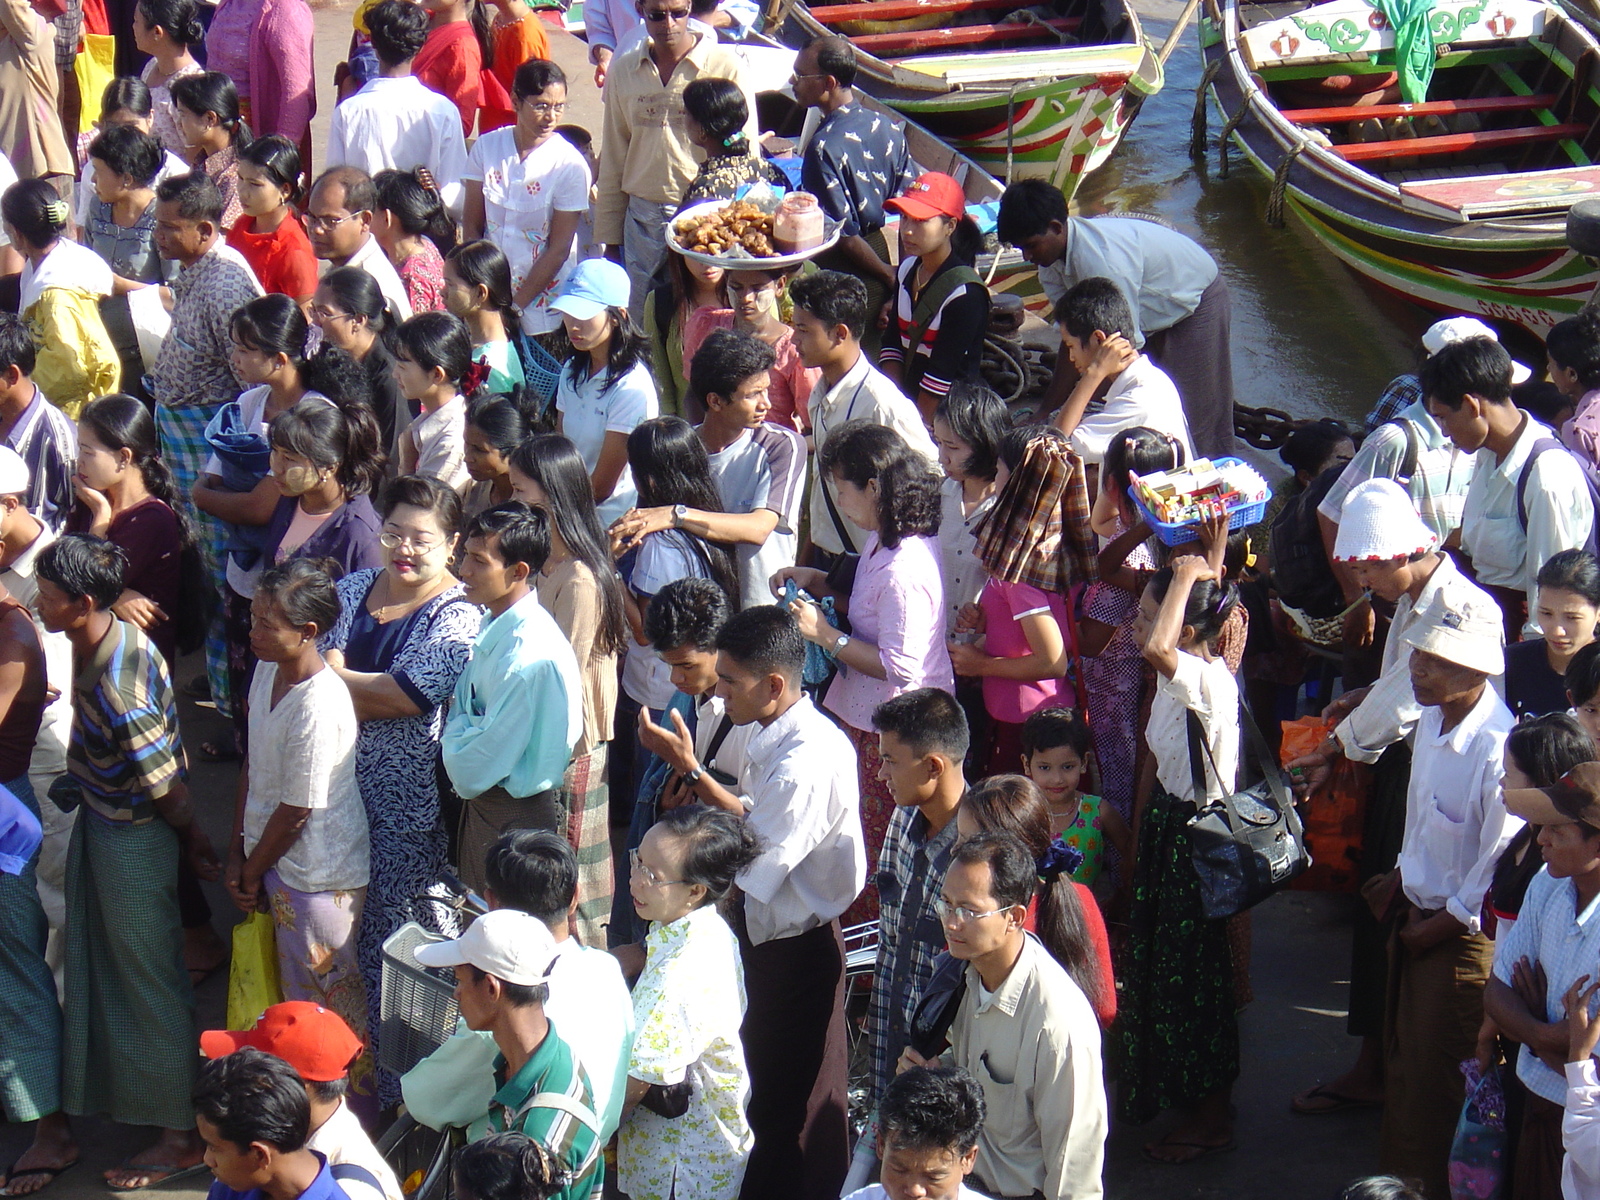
44, 198, 70, 227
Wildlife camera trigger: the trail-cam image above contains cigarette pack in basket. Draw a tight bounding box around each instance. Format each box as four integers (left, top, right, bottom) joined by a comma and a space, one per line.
1127, 457, 1271, 547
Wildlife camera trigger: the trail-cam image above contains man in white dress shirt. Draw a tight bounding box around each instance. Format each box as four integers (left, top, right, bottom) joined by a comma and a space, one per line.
654, 604, 864, 1200
1379, 597, 1519, 1199
1423, 334, 1593, 639
1050, 277, 1193, 468
305, 167, 414, 321
325, 0, 470, 217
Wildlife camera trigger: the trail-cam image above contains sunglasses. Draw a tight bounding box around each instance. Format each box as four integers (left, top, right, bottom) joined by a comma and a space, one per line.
644, 7, 691, 19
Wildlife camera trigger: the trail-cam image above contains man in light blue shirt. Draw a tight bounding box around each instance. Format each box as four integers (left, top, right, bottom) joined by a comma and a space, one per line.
443, 503, 582, 893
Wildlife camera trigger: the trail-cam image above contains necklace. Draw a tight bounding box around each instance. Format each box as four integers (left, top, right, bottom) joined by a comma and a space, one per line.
372, 570, 450, 622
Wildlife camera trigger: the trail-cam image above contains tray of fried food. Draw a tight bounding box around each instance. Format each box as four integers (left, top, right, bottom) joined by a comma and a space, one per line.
670, 197, 841, 269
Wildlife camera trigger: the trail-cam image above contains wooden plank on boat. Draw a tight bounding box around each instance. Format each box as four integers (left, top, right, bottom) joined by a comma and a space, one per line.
1282, 92, 1559, 122
1399, 162, 1600, 216
861, 14, 1079, 51
1332, 121, 1588, 160
807, 0, 1012, 23
1241, 0, 1547, 69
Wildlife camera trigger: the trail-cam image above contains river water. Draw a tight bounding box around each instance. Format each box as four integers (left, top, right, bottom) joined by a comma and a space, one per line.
1077, 0, 1428, 431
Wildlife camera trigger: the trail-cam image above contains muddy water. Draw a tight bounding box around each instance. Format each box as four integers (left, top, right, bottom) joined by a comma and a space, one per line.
1076, 0, 1429, 430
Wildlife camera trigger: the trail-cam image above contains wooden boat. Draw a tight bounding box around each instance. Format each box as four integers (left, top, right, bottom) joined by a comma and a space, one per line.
768, 0, 1163, 194
1204, 0, 1600, 335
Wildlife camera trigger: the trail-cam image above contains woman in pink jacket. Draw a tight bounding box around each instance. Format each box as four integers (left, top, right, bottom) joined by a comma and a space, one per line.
204, 0, 316, 172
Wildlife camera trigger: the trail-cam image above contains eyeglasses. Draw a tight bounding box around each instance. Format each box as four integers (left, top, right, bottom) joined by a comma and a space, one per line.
630, 848, 686, 888
379, 531, 445, 551
519, 100, 567, 116
644, 7, 690, 20
309, 305, 353, 323
933, 897, 1009, 926
791, 70, 827, 80
305, 211, 358, 232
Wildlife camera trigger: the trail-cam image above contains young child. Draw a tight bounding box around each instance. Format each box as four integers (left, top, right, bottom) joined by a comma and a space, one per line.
393, 311, 484, 492
843, 1066, 987, 1200
1019, 707, 1130, 888
1567, 641, 1600, 744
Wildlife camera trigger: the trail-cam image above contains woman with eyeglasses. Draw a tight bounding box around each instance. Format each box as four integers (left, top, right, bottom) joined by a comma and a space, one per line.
462, 58, 591, 346
310, 267, 408, 469
620, 804, 759, 1200
320, 473, 481, 1105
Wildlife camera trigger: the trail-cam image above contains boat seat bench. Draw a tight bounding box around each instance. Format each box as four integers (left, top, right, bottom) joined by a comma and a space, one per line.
809, 0, 1017, 21
1282, 93, 1560, 124
860, 14, 1078, 51
1331, 121, 1589, 161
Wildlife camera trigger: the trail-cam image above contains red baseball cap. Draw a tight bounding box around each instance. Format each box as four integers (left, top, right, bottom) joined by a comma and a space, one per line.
200, 1002, 365, 1083
885, 172, 967, 221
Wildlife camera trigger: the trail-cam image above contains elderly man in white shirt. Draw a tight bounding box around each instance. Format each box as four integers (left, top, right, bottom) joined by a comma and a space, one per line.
1378, 596, 1518, 1200
639, 603, 864, 1200
399, 831, 636, 1142
1286, 478, 1502, 1119
902, 832, 1106, 1200
325, 0, 470, 217
1423, 334, 1593, 639
305, 167, 414, 321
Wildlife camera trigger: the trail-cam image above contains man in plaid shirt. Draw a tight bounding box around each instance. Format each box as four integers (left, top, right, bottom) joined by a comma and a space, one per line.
866, 688, 969, 1101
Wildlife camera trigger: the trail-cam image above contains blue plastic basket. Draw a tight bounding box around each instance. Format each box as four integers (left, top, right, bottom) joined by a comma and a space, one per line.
1128, 457, 1270, 548
518, 335, 564, 408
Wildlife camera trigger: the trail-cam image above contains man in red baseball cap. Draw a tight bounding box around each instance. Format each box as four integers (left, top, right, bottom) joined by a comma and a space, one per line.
202, 1004, 401, 1200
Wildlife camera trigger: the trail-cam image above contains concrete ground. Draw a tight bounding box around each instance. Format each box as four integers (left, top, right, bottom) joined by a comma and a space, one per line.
0, 3, 1386, 1197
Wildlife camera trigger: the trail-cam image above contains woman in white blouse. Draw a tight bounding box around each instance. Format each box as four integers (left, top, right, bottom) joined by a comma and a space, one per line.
619, 806, 761, 1200
226, 557, 373, 1101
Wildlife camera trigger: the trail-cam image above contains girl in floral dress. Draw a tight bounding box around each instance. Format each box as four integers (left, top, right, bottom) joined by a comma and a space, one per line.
620, 806, 759, 1200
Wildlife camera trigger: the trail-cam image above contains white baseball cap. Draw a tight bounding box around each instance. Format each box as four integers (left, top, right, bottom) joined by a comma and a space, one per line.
1420, 316, 1532, 384
413, 909, 557, 988
0, 447, 28, 497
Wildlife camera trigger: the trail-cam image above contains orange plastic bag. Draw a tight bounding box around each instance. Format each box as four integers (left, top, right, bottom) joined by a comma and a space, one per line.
1280, 715, 1369, 892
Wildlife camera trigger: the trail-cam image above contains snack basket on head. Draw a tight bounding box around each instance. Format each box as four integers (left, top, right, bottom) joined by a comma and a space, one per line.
670, 186, 843, 271
1127, 457, 1271, 548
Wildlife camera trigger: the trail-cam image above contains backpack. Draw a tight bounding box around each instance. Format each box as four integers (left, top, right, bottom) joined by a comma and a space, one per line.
1515, 437, 1600, 554
1270, 463, 1347, 619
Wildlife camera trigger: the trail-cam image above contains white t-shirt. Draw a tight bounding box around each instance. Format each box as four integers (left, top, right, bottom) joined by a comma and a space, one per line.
556, 359, 658, 527
706, 422, 806, 610
1068, 353, 1194, 467
1146, 649, 1239, 804
622, 531, 716, 709
463, 128, 592, 335
245, 663, 371, 893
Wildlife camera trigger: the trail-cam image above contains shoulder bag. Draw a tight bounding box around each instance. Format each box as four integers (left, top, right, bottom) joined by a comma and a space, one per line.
1185, 704, 1310, 919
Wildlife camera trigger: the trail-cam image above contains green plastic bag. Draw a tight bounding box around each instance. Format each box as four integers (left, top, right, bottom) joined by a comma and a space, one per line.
1369, 0, 1439, 103
225, 911, 283, 1030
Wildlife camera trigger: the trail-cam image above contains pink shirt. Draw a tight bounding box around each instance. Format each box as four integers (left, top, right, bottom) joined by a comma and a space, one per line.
682, 307, 819, 433
979, 577, 1069, 724
823, 532, 954, 732
1562, 387, 1600, 484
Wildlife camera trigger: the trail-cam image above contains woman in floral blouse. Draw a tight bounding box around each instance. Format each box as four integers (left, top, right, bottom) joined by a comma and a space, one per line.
619, 806, 760, 1200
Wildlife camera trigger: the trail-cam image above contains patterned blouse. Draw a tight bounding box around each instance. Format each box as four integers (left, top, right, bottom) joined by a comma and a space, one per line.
618, 904, 753, 1200
200, 143, 243, 232
1051, 792, 1106, 887
85, 196, 172, 284
398, 239, 447, 315
678, 151, 790, 211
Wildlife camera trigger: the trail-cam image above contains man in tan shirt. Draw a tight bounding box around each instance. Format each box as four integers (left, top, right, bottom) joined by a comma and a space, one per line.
595, 0, 755, 310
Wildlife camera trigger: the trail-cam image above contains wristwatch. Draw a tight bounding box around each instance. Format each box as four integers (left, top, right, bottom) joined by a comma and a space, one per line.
671, 504, 689, 529
682, 764, 704, 786
834, 633, 852, 654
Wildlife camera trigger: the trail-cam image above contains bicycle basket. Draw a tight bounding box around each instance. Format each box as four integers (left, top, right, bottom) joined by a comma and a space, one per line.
379, 922, 461, 1078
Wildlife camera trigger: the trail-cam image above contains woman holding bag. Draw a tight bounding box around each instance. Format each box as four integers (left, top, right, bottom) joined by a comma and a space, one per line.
227, 558, 373, 1106
1119, 554, 1242, 1164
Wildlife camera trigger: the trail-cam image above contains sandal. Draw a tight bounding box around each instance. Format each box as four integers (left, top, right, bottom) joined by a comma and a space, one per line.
104, 1162, 208, 1193
1291, 1082, 1383, 1115
196, 738, 240, 763
1142, 1136, 1237, 1165
0, 1158, 78, 1197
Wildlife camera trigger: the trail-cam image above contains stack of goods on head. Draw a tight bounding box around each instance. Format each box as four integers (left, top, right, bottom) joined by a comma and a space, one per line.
1128, 457, 1270, 546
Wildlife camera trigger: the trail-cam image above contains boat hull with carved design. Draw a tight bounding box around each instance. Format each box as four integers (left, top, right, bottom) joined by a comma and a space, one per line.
1203, 0, 1600, 334
770, 0, 1163, 195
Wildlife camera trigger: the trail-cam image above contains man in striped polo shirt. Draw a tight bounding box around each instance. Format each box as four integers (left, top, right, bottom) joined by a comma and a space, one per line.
415, 909, 602, 1200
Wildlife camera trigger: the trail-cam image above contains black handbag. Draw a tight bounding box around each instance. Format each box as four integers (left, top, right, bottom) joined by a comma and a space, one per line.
638, 1080, 693, 1118
1185, 705, 1310, 920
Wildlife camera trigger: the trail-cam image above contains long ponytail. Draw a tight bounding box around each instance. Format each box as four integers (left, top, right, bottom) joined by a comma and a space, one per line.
78, 395, 195, 550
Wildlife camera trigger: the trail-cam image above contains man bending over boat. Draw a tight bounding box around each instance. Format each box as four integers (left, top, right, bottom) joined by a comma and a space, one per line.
997, 179, 1235, 460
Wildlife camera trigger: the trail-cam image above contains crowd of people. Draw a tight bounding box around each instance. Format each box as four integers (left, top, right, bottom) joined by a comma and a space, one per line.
4, 0, 1600, 1199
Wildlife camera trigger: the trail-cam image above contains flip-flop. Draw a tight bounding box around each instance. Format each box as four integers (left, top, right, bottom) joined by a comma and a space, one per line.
0, 1158, 79, 1197
104, 1162, 208, 1192
1142, 1137, 1237, 1165
1291, 1082, 1383, 1115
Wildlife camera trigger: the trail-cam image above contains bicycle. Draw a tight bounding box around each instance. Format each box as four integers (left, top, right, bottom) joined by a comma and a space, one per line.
376, 877, 488, 1200
841, 920, 880, 1137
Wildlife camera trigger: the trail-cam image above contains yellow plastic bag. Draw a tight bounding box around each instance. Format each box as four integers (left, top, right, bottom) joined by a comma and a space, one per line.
225, 911, 283, 1030
73, 34, 117, 138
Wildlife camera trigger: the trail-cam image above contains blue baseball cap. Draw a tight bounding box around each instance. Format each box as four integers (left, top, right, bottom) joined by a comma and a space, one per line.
550, 259, 631, 321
